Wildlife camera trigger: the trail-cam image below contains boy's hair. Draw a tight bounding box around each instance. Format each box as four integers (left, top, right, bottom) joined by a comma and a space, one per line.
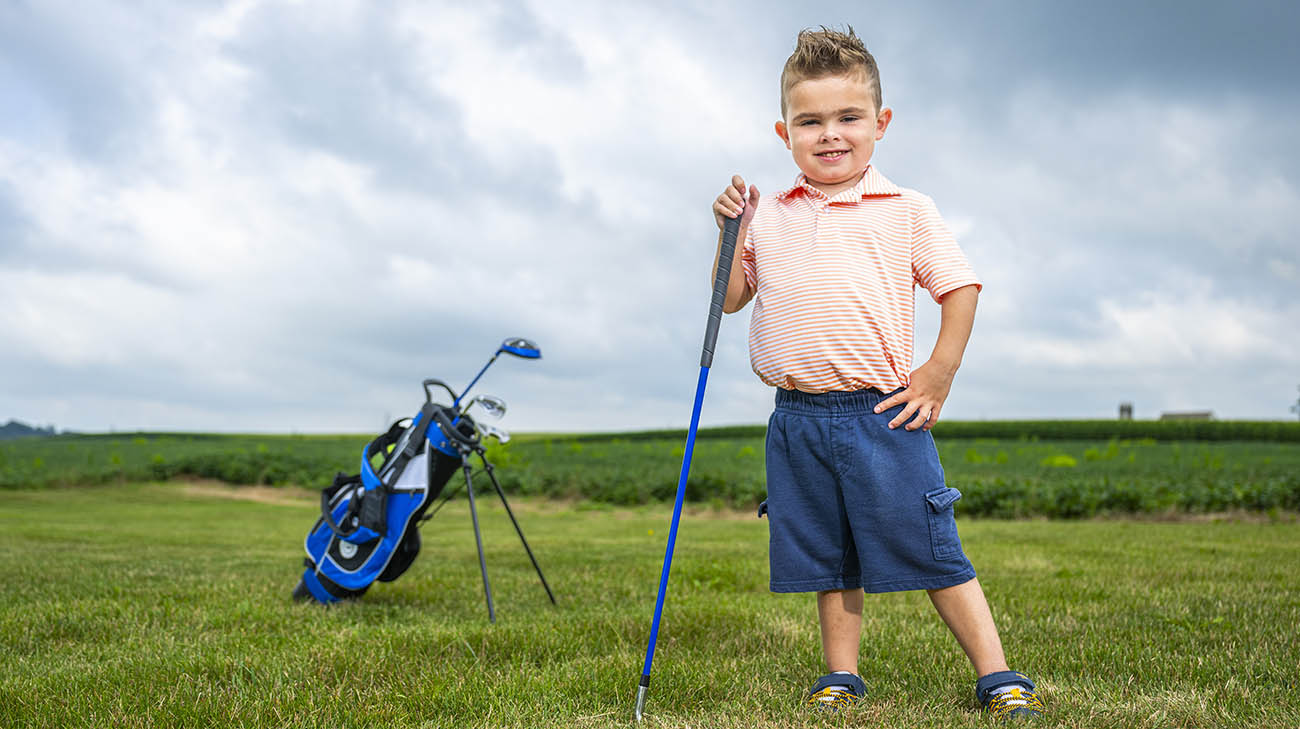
780, 26, 881, 119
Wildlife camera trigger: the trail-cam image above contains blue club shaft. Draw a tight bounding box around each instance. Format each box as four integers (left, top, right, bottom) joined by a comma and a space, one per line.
455, 353, 498, 409
640, 365, 710, 681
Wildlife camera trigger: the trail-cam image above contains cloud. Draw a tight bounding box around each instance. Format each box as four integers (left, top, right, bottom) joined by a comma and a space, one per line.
2, 0, 1298, 432
1010, 284, 1296, 369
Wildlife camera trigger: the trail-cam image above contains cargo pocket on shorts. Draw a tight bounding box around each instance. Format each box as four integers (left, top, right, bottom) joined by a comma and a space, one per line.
924, 486, 963, 560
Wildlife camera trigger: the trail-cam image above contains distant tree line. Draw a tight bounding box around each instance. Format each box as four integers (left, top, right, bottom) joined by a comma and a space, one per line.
0, 420, 57, 440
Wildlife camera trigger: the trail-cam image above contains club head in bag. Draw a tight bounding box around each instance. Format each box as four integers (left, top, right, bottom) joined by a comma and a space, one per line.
499, 337, 541, 359
456, 338, 542, 409
476, 421, 511, 444
468, 395, 508, 420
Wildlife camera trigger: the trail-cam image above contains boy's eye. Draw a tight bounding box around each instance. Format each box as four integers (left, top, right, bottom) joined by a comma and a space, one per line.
800, 119, 819, 126
841, 116, 859, 122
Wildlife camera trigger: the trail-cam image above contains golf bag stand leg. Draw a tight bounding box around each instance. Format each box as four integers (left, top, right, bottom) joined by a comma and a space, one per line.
461, 457, 496, 623
479, 454, 556, 605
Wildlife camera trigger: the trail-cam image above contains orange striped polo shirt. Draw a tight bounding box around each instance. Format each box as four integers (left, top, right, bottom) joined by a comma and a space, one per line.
740, 166, 981, 393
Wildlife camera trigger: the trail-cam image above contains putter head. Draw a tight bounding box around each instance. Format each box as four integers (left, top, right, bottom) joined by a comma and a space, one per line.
471, 395, 508, 420
499, 337, 541, 360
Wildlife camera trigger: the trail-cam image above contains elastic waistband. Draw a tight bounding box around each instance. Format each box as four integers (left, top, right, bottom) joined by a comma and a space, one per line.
774, 387, 903, 416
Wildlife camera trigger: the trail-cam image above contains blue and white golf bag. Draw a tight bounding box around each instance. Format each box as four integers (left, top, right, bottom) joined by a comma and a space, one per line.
293, 342, 556, 620
295, 401, 474, 603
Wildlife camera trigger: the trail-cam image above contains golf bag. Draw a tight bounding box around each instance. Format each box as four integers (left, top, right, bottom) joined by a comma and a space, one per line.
292, 338, 556, 620
294, 402, 472, 603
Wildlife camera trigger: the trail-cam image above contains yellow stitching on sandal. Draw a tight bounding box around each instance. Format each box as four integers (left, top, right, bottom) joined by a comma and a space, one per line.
986, 686, 1046, 719
806, 686, 860, 710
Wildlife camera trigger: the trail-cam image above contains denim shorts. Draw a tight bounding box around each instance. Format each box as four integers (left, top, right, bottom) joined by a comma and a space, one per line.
764, 387, 975, 594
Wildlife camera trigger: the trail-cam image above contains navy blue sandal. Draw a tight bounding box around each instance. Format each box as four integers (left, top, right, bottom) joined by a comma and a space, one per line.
806, 672, 866, 711
976, 671, 1045, 720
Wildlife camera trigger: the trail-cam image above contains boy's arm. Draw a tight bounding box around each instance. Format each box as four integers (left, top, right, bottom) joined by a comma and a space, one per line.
874, 284, 979, 430
712, 175, 759, 313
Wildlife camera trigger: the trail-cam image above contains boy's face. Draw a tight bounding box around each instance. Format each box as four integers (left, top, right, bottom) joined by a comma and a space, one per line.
775, 73, 892, 196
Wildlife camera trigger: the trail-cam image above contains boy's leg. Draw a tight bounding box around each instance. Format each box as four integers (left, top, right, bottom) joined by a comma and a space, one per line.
818, 588, 864, 673
926, 576, 1010, 676
932, 578, 1046, 718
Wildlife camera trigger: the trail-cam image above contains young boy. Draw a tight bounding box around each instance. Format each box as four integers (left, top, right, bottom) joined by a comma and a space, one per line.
711, 27, 1044, 719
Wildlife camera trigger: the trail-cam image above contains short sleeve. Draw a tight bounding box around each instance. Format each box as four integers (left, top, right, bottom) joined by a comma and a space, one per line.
911, 194, 982, 303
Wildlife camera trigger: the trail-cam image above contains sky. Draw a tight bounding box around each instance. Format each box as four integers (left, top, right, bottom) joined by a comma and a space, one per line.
2, 0, 1297, 433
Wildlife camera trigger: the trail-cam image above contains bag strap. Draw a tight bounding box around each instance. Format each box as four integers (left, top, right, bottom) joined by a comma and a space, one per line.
319, 473, 363, 538
370, 403, 436, 489
433, 407, 481, 451
319, 404, 438, 539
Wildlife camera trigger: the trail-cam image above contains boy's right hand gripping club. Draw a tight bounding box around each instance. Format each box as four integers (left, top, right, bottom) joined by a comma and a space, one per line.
634, 204, 744, 722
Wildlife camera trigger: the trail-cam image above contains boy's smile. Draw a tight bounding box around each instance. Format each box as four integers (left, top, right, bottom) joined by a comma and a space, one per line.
776, 74, 892, 197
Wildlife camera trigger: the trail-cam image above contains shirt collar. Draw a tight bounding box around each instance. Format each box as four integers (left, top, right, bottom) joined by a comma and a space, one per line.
775, 165, 901, 202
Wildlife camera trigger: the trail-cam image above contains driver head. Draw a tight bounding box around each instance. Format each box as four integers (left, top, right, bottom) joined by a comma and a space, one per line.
499, 337, 541, 359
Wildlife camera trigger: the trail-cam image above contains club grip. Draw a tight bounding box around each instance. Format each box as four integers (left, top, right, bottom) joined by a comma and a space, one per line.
701, 209, 743, 367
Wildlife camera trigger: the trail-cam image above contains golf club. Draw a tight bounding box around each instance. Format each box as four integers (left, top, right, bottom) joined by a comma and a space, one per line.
462, 394, 508, 421
634, 206, 744, 721
475, 420, 511, 444
455, 338, 541, 410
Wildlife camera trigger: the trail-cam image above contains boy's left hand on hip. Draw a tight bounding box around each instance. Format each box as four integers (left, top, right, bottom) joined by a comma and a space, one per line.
874, 360, 956, 431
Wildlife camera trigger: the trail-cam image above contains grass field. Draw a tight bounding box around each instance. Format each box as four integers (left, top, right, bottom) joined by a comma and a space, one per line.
2, 483, 1298, 728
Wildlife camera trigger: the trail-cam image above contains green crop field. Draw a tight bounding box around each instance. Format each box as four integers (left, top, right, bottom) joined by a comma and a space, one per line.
5, 423, 1298, 518
1, 484, 1297, 728
489, 435, 1300, 517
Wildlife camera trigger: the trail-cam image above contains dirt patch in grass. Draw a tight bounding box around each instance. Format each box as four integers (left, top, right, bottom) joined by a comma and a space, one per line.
164, 481, 1299, 524
177, 478, 316, 506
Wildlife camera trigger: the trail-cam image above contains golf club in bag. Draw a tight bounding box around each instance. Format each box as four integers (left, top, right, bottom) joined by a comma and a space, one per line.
634, 209, 743, 721
292, 338, 556, 622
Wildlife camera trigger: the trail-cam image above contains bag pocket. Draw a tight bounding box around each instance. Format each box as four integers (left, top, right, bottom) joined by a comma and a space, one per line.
924, 486, 963, 560
355, 486, 388, 541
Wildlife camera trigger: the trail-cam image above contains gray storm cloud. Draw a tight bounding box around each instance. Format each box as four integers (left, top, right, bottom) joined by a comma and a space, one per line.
2, 0, 1297, 432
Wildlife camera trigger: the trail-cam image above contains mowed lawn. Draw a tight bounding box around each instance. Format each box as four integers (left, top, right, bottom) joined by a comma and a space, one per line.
1, 484, 1297, 729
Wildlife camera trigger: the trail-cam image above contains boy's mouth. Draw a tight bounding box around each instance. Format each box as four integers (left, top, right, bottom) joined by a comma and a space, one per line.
815, 149, 850, 162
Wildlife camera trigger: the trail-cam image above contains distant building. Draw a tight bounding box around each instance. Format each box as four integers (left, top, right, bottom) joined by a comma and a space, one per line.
1159, 411, 1214, 421
1118, 402, 1133, 420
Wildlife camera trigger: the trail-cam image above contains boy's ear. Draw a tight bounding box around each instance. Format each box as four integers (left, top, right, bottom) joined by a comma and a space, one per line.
875, 108, 893, 140
774, 120, 791, 149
